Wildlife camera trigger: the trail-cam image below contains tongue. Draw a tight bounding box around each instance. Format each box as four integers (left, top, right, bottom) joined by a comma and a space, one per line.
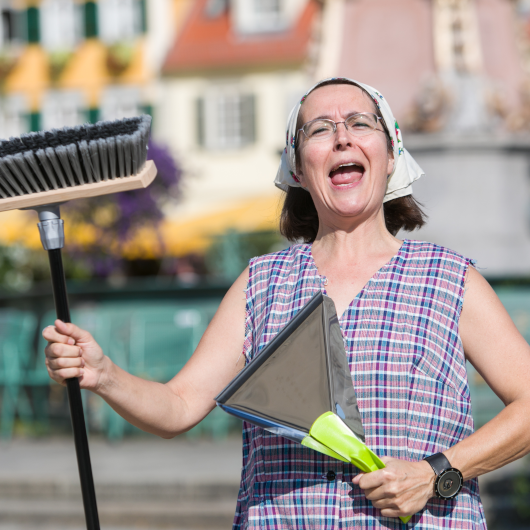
329, 165, 364, 185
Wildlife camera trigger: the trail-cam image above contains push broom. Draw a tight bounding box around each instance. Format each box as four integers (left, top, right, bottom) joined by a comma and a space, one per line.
216, 292, 413, 524
0, 115, 157, 530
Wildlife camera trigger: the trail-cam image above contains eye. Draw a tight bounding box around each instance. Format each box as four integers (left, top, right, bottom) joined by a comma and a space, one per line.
346, 114, 377, 129
311, 127, 330, 136
305, 120, 333, 137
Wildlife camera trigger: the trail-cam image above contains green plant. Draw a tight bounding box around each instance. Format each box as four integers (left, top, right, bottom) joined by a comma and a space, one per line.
106, 43, 134, 77
48, 50, 73, 84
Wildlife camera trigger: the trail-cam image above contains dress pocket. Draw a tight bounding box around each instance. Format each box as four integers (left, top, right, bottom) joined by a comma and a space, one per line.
407, 353, 472, 458
245, 478, 339, 530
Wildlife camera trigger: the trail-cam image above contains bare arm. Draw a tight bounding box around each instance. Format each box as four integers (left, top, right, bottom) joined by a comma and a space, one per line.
43, 267, 249, 439
353, 266, 530, 517
445, 266, 530, 476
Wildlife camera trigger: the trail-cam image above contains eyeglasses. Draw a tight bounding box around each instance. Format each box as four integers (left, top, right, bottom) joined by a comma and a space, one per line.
298, 113, 384, 143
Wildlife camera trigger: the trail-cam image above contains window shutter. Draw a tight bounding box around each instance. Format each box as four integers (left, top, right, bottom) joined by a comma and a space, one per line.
29, 111, 41, 132
84, 1, 98, 38
139, 0, 147, 33
87, 108, 100, 124
196, 97, 205, 147
141, 103, 153, 118
240, 94, 255, 145
26, 6, 39, 43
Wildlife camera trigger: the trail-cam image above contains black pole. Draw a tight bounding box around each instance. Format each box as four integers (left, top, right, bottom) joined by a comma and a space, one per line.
47, 248, 101, 530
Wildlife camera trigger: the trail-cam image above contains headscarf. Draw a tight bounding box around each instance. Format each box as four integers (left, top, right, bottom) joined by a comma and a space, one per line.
274, 77, 425, 202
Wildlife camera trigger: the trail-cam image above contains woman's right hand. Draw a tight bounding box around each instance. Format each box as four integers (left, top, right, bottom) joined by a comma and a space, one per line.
42, 320, 109, 391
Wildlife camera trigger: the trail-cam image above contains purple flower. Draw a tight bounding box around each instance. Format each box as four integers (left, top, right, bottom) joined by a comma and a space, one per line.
63, 139, 182, 278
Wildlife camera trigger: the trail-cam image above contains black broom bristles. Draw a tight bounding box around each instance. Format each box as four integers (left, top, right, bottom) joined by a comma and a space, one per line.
0, 115, 152, 199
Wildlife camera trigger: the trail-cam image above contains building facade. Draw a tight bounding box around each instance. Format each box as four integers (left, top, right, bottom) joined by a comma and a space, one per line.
156, 0, 320, 255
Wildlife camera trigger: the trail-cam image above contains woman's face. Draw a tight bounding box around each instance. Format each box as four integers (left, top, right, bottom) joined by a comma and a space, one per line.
297, 84, 394, 229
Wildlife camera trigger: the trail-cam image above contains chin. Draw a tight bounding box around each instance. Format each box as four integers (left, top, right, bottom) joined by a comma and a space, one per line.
321, 193, 384, 222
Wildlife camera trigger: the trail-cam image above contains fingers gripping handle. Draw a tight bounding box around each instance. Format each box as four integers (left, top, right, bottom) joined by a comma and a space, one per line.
307, 412, 412, 524
38, 207, 101, 530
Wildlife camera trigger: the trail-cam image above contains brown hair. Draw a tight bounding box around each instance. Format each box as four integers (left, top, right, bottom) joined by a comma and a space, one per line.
280, 80, 426, 241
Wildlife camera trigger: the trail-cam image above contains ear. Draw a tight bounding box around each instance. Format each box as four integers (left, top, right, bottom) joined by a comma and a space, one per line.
297, 172, 308, 188
295, 162, 308, 188
387, 151, 395, 177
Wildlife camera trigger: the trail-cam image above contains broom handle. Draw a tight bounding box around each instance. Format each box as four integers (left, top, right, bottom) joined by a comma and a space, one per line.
47, 248, 101, 530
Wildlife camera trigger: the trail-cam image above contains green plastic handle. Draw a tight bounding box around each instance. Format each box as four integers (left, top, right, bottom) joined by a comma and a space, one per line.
305, 412, 412, 524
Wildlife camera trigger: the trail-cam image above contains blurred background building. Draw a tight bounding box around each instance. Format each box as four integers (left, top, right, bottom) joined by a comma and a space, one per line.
2, 1, 530, 528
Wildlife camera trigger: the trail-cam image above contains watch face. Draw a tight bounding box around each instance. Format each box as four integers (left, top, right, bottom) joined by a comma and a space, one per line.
436, 469, 463, 499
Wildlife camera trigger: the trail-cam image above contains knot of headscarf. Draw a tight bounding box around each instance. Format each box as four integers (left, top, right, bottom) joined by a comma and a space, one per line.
274, 77, 425, 202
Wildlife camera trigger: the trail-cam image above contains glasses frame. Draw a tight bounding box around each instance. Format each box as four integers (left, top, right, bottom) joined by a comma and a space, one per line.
297, 112, 385, 144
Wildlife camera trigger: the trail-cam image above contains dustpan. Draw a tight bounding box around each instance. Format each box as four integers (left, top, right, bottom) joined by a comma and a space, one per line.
215, 291, 412, 524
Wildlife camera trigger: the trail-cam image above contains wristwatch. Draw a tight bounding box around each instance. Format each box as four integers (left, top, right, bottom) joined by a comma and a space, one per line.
424, 453, 463, 499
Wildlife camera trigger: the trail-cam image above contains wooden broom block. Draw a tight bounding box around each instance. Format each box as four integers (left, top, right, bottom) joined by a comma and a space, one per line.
0, 160, 157, 212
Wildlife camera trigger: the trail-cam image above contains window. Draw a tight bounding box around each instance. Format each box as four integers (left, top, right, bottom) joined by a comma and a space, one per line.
204, 0, 228, 18
255, 0, 281, 17
232, 0, 286, 34
0, 95, 28, 139
98, 0, 143, 43
100, 86, 141, 121
41, 90, 85, 131
197, 90, 256, 150
0, 7, 25, 46
41, 0, 82, 50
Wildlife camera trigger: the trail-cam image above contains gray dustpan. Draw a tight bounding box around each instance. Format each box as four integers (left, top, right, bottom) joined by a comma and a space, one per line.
215, 291, 412, 524
216, 291, 365, 443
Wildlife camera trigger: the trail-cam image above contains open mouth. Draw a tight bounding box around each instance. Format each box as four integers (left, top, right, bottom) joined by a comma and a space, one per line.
329, 162, 365, 187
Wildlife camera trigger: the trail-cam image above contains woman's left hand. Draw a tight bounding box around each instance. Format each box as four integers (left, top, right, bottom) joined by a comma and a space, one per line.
352, 457, 435, 518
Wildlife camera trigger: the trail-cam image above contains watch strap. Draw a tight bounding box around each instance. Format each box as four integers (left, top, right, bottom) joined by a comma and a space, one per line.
424, 453, 452, 476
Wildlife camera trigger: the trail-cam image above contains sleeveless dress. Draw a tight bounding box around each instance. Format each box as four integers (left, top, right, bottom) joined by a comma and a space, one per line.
233, 239, 487, 529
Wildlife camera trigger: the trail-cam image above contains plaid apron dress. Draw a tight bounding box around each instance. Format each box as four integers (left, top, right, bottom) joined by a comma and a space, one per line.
233, 239, 487, 529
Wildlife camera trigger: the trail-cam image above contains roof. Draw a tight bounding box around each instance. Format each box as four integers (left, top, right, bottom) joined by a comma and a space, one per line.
162, 0, 319, 75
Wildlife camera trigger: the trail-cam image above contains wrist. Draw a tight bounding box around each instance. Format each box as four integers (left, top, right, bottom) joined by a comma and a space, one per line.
94, 355, 114, 395
424, 452, 464, 499
418, 459, 436, 499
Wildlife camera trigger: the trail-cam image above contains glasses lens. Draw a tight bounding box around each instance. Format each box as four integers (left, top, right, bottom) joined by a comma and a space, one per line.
303, 119, 335, 140
345, 113, 378, 136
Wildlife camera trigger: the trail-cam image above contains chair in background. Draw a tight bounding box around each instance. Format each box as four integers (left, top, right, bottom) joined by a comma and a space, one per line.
0, 310, 37, 439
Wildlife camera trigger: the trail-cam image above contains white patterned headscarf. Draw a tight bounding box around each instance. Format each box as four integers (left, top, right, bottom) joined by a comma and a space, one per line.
274, 77, 425, 202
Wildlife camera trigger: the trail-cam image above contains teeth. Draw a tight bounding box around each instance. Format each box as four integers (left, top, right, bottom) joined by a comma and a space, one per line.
330, 162, 363, 173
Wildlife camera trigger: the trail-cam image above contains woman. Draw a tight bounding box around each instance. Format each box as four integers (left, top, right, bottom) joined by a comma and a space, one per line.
43, 78, 530, 529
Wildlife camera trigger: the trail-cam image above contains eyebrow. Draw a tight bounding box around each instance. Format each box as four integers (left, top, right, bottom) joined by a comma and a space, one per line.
307, 111, 363, 121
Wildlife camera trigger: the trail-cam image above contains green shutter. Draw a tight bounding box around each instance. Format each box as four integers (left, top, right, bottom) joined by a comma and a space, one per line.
139, 0, 147, 33
29, 112, 40, 132
140, 104, 153, 128
87, 107, 99, 123
26, 6, 39, 43
196, 97, 204, 147
141, 104, 152, 117
84, 1, 98, 38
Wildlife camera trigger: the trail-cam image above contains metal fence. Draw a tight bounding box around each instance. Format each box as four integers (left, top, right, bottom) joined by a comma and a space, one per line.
0, 285, 528, 439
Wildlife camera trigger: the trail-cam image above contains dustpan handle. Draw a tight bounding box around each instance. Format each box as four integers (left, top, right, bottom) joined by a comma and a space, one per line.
48, 248, 101, 530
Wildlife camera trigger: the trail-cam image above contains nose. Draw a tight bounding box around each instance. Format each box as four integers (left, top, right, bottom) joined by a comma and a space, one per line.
334, 121, 353, 149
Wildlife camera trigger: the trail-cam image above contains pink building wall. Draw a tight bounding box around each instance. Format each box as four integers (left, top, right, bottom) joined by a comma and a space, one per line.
475, 0, 526, 108
337, 0, 436, 121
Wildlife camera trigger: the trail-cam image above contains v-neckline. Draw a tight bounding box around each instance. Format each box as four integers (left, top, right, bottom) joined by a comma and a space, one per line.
307, 239, 408, 321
